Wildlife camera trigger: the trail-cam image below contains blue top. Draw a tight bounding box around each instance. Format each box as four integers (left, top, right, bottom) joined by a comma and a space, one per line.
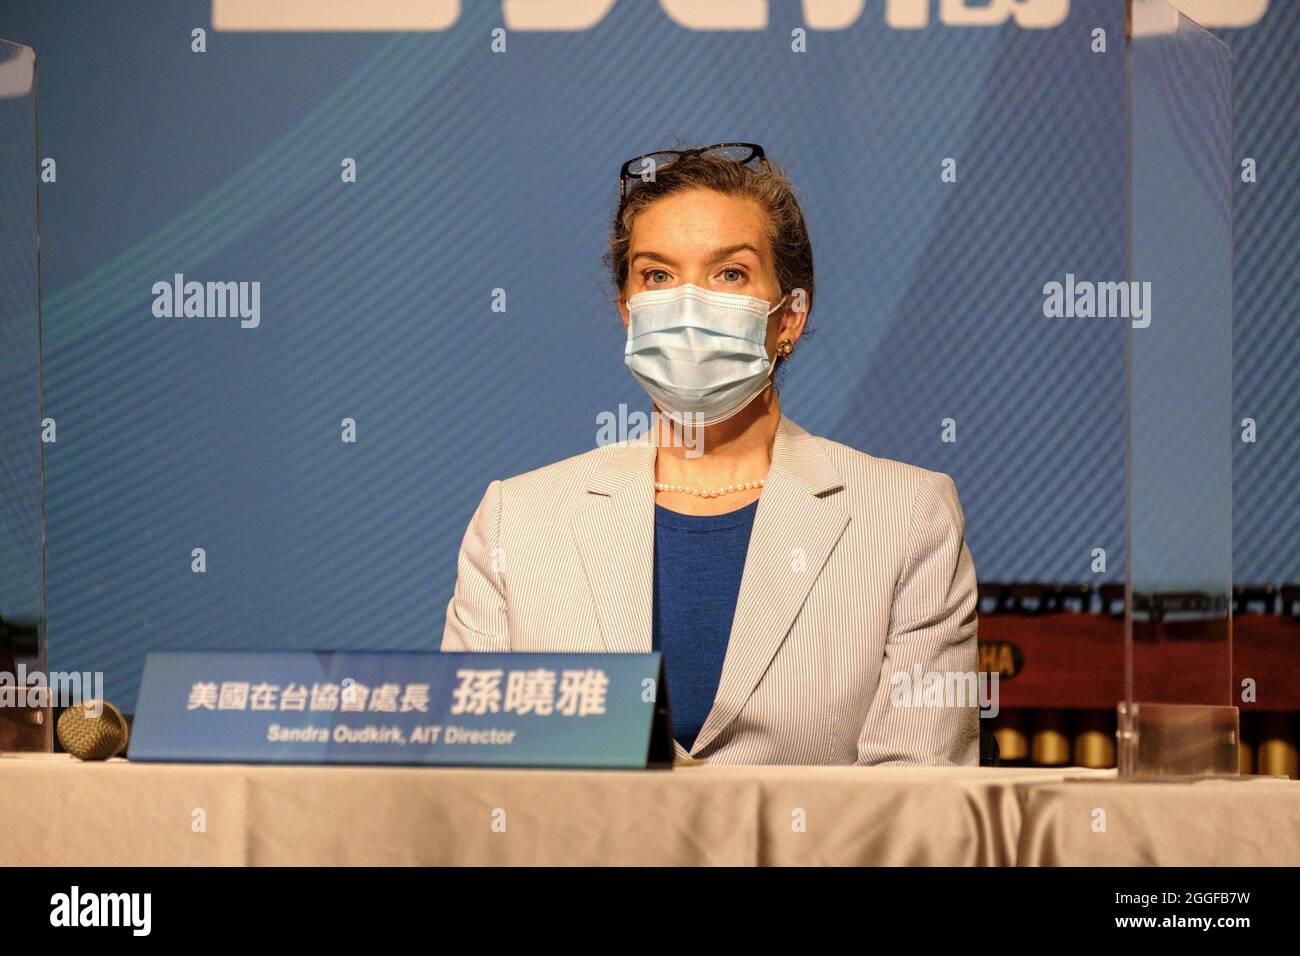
652, 499, 759, 752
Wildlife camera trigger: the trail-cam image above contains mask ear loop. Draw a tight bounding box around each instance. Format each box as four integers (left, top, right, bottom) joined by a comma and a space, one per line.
764, 292, 790, 380
764, 292, 790, 374
760, 291, 794, 394
764, 294, 787, 366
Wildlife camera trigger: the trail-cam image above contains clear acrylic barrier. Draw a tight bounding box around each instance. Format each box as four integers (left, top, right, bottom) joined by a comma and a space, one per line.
1120, 0, 1236, 777
0, 39, 49, 752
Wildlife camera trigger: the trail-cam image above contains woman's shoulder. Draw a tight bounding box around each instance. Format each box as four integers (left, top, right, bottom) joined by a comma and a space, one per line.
803, 430, 964, 520
492, 440, 640, 505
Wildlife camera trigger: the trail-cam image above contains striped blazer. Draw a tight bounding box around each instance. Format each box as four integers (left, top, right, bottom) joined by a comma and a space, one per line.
441, 414, 980, 766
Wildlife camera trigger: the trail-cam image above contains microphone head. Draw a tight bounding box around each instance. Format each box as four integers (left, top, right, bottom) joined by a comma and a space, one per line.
57, 700, 130, 760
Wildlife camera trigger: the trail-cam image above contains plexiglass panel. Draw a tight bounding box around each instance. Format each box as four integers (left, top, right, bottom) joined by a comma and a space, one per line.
1121, 0, 1236, 776
0, 38, 49, 752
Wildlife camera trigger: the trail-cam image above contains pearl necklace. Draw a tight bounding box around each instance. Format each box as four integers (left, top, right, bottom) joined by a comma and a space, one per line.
654, 478, 765, 498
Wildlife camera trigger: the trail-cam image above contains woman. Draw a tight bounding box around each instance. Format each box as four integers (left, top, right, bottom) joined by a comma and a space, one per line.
443, 144, 979, 766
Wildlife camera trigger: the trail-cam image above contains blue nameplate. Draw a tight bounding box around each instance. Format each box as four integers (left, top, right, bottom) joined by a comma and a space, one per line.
129, 651, 674, 769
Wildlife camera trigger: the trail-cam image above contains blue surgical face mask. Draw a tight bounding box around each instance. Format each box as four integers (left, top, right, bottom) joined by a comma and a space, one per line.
624, 283, 787, 427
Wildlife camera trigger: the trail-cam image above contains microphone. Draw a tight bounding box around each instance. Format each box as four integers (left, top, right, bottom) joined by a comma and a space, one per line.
57, 700, 132, 760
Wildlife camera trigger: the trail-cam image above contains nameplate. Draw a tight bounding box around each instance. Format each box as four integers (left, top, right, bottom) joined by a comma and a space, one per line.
130, 651, 674, 769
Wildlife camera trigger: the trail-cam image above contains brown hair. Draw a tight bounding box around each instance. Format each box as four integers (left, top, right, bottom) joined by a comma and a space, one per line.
604, 153, 815, 333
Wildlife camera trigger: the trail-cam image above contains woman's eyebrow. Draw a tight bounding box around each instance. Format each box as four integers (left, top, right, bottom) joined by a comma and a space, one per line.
709, 243, 762, 261
630, 244, 762, 268
630, 250, 677, 267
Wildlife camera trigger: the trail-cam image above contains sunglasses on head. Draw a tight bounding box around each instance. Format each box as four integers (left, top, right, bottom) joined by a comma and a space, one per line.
618, 142, 770, 200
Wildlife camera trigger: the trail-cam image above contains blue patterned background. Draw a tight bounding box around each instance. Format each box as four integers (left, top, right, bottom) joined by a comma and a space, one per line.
0, 0, 1293, 706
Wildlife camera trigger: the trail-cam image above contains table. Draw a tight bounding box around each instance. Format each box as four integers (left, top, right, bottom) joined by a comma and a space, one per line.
1016, 774, 1300, 865
1, 755, 1296, 866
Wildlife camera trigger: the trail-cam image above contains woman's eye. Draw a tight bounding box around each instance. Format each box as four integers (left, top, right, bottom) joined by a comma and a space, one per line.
720, 268, 746, 284
643, 269, 671, 285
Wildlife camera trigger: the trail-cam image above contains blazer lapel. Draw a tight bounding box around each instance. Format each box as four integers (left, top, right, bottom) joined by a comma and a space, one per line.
570, 433, 657, 655
689, 416, 849, 756
572, 439, 690, 759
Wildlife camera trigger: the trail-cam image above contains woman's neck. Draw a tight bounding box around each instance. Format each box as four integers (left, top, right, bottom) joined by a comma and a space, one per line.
651, 390, 780, 515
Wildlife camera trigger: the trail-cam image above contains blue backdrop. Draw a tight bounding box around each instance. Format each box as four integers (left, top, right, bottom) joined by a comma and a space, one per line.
0, 0, 1294, 706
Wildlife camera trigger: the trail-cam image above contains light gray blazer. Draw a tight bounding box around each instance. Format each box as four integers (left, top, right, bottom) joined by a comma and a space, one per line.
442, 414, 979, 766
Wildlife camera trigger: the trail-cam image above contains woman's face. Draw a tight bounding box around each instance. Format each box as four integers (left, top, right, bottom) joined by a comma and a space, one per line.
618, 188, 806, 358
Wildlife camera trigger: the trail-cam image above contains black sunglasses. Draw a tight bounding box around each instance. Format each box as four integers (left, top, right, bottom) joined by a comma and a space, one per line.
618, 142, 770, 200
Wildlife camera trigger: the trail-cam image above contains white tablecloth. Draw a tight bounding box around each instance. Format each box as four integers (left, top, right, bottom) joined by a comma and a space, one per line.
1, 754, 1295, 866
